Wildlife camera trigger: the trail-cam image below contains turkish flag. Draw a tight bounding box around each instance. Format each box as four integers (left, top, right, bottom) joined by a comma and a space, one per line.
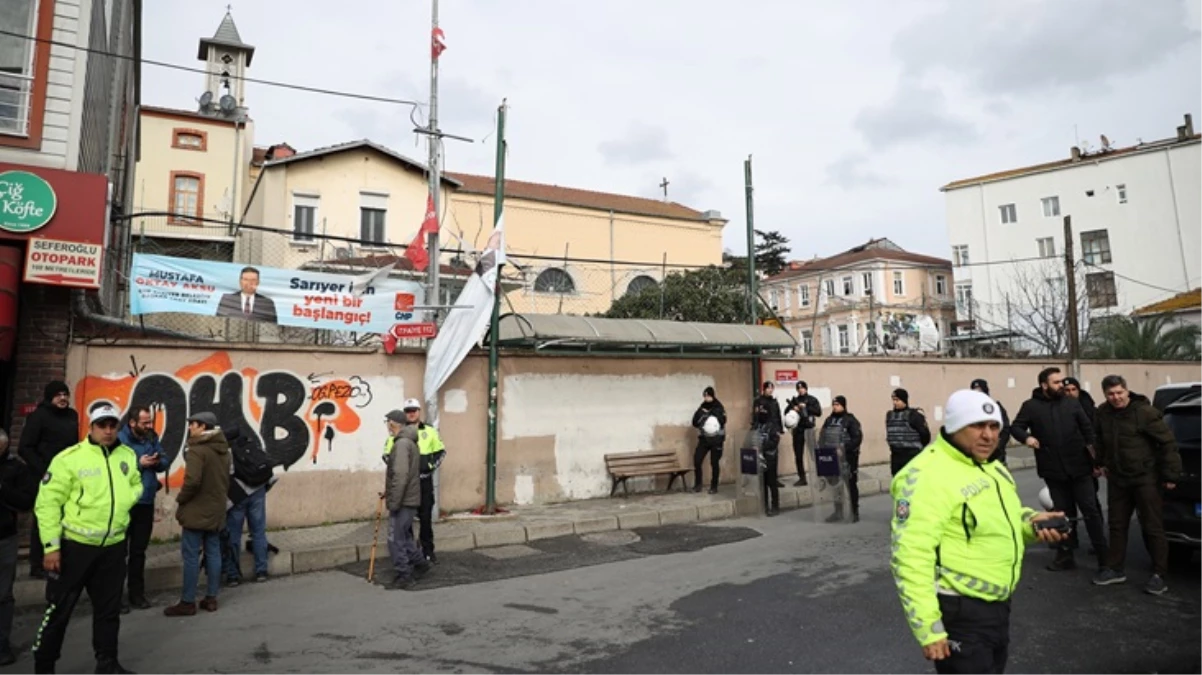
404, 193, 439, 272
432, 27, 447, 60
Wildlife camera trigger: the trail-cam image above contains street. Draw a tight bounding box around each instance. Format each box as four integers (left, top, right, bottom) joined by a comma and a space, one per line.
8, 469, 1199, 674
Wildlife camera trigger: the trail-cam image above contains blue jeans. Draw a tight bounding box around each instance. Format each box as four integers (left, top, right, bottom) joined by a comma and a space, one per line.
388, 508, 426, 579
180, 529, 222, 603
225, 488, 268, 579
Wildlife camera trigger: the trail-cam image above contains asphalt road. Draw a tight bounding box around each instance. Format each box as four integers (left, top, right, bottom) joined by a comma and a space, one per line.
7, 470, 1198, 674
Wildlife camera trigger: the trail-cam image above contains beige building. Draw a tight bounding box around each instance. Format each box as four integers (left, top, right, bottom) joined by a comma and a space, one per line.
762, 239, 957, 356
130, 11, 256, 254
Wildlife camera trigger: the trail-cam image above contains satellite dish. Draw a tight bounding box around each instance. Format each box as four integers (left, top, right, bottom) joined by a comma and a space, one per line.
219, 94, 236, 114
334, 247, 352, 261
198, 91, 214, 110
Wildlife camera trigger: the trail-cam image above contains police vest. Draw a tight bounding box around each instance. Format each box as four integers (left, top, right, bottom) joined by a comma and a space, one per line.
820, 417, 851, 448
33, 438, 143, 553
886, 409, 924, 450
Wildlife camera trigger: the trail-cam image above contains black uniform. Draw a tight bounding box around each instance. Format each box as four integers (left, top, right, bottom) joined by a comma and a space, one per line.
820, 411, 864, 518
752, 394, 783, 513
691, 399, 727, 492
785, 393, 822, 485
885, 407, 931, 475
0, 452, 38, 661
17, 382, 79, 576
971, 379, 1011, 464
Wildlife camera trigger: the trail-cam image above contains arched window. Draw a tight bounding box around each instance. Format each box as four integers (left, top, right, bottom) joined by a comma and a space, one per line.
534, 268, 575, 294
625, 275, 657, 296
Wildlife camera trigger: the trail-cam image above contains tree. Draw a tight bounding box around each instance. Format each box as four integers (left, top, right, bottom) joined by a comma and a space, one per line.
754, 229, 791, 277
993, 261, 1092, 356
602, 265, 766, 323
1084, 315, 1201, 361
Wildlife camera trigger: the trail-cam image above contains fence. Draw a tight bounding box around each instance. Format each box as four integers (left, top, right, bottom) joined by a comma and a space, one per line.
114, 212, 745, 345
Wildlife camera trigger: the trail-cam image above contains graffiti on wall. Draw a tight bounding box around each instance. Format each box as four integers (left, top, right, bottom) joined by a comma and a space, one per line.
75, 352, 371, 486
877, 312, 940, 353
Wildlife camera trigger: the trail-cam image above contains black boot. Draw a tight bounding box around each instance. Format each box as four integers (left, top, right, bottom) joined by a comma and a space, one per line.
95, 658, 134, 674
1046, 549, 1077, 572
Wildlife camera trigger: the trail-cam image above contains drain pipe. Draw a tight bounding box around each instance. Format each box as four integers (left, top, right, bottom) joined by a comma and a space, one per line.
72, 291, 212, 341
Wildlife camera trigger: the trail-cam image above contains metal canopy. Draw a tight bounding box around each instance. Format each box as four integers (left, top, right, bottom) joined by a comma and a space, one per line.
495, 313, 796, 352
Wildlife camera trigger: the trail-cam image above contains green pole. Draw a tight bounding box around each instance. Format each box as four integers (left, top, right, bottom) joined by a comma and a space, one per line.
744, 155, 760, 399
484, 100, 507, 514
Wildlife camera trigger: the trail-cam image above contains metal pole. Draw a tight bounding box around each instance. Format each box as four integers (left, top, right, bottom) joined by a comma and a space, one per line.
485, 101, 507, 515
1063, 215, 1080, 375
744, 156, 760, 399
427, 0, 442, 327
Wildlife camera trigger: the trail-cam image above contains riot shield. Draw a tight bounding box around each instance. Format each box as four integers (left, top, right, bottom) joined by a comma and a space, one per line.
811, 442, 852, 524
737, 428, 764, 513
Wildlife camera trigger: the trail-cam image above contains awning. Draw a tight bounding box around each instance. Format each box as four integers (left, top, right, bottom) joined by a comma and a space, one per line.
494, 313, 796, 353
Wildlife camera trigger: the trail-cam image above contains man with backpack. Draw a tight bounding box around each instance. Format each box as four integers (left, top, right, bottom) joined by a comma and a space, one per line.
221, 424, 275, 586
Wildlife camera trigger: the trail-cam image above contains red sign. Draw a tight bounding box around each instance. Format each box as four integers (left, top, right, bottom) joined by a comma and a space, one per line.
19, 403, 36, 416
775, 369, 799, 383
391, 323, 437, 339
394, 293, 416, 312
0, 163, 108, 246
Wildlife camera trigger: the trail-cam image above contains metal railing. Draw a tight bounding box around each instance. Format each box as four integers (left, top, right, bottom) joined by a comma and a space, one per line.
0, 71, 34, 137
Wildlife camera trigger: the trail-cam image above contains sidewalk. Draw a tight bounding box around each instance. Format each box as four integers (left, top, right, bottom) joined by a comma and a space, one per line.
13, 450, 1037, 608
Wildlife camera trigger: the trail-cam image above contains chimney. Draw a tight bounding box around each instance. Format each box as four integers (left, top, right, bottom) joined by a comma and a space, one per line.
1178, 113, 1195, 141
1070, 146, 1081, 162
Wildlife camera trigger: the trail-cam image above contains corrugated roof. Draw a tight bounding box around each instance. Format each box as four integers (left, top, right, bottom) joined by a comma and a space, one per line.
495, 313, 796, 351
260, 140, 462, 186
198, 12, 256, 65
942, 134, 1201, 191
446, 173, 720, 223
1133, 288, 1201, 316
766, 238, 951, 282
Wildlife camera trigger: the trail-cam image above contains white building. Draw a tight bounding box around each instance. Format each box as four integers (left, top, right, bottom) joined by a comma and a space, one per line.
941, 114, 1200, 351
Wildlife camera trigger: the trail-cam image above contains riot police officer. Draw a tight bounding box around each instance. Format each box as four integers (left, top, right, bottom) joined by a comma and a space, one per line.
752, 381, 783, 516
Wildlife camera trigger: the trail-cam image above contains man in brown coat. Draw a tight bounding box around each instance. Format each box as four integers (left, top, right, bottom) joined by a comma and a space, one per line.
384, 411, 429, 591
165, 412, 231, 615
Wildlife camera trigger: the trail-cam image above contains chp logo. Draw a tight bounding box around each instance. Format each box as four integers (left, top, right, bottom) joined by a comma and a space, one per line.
394, 292, 415, 321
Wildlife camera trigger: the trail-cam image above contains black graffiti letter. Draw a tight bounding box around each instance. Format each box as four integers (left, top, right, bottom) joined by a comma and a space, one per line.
257, 373, 310, 468
126, 375, 188, 468
188, 373, 262, 457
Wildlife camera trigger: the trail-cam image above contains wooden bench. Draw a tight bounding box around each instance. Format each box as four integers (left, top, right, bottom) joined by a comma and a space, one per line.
604, 450, 691, 497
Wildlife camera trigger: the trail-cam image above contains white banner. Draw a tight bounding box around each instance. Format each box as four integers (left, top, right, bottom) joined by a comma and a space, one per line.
423, 214, 506, 425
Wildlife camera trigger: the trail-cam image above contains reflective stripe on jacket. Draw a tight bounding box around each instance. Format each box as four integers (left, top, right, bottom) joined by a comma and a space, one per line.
889, 433, 1038, 647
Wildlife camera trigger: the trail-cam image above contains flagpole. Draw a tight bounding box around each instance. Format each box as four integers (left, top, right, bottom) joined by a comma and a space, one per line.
484, 100, 507, 515
427, 0, 442, 327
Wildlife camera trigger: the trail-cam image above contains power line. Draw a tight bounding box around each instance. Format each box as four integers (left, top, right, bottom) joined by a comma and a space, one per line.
1079, 259, 1192, 296
0, 28, 424, 108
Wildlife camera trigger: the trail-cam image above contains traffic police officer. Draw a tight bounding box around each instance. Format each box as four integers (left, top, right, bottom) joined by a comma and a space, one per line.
32, 404, 143, 675
400, 399, 446, 563
891, 389, 1066, 674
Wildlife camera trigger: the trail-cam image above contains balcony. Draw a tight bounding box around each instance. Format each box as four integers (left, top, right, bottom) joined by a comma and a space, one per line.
0, 72, 34, 137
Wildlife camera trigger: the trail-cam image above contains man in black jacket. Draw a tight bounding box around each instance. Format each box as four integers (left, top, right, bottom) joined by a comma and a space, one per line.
0, 428, 38, 665
885, 388, 931, 475
786, 381, 822, 486
971, 379, 1011, 464
752, 382, 784, 516
17, 381, 79, 578
1010, 367, 1108, 571
691, 387, 727, 494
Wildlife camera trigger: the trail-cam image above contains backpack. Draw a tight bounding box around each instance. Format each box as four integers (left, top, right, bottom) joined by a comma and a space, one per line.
231, 435, 273, 487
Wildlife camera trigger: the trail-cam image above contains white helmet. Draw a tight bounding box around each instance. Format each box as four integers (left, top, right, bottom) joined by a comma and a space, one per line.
702, 416, 721, 436
783, 410, 801, 430
1038, 486, 1054, 511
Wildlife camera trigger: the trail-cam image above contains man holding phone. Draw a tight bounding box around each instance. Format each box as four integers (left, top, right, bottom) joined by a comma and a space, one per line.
118, 406, 169, 610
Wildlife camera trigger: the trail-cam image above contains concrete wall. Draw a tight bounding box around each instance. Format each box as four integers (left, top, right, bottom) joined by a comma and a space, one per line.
62, 341, 1199, 536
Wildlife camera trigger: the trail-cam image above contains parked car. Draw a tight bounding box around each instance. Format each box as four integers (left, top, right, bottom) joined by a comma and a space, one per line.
1153, 382, 1201, 411
1162, 392, 1200, 568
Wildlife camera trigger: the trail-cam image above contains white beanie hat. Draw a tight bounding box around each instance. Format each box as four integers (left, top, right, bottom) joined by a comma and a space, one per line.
944, 389, 1004, 434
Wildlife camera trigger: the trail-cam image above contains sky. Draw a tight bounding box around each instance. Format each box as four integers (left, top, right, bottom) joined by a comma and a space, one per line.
142, 0, 1202, 264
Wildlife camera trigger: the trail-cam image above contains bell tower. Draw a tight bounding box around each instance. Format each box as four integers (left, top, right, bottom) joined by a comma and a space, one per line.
197, 9, 256, 115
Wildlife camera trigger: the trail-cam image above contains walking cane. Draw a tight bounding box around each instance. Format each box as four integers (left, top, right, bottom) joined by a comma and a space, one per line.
366, 493, 385, 583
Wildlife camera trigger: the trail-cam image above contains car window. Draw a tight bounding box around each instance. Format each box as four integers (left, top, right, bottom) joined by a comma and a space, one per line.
1165, 411, 1201, 445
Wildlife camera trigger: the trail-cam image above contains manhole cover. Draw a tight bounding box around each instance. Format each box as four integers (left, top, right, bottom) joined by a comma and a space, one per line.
581, 530, 640, 546
478, 544, 541, 560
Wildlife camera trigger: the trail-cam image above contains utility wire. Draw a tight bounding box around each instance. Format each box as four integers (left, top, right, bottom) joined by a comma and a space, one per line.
0, 28, 424, 108
1079, 259, 1193, 296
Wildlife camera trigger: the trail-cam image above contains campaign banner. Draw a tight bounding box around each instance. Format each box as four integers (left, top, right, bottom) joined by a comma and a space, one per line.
129, 253, 425, 332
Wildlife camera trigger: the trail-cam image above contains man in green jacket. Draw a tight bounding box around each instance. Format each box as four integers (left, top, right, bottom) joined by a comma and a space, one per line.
32, 404, 142, 675
1091, 375, 1181, 595
891, 389, 1066, 674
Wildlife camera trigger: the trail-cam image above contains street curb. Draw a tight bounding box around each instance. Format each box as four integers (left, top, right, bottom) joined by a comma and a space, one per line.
13, 463, 1038, 609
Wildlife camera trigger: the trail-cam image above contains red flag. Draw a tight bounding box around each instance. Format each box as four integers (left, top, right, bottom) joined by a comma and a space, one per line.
404, 194, 439, 272
432, 27, 447, 60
